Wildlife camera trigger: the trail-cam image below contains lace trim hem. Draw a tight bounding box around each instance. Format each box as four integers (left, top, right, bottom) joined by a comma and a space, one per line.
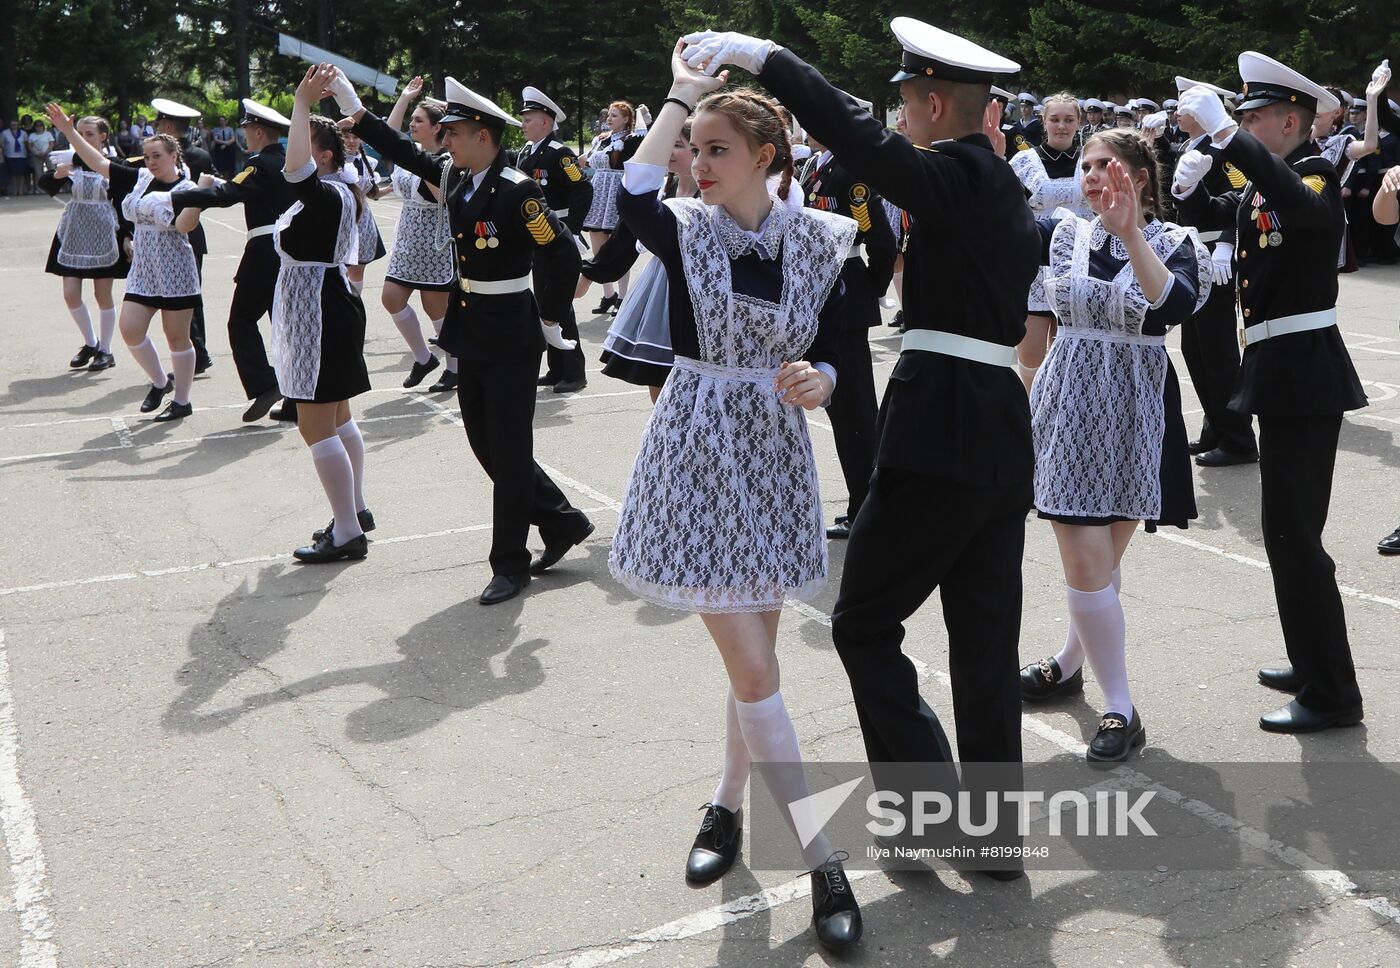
608, 566, 825, 614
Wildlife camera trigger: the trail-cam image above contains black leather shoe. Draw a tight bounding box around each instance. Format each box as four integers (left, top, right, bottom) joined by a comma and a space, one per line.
1258, 666, 1304, 693
428, 370, 459, 393
530, 519, 595, 575
269, 399, 298, 422
1020, 657, 1084, 702
1187, 436, 1217, 456
809, 854, 862, 951
1378, 526, 1400, 556
685, 803, 742, 886
536, 373, 558, 387
1194, 447, 1258, 467
480, 572, 530, 605
1087, 710, 1145, 764
194, 352, 213, 375
834, 514, 849, 525
312, 509, 376, 543
591, 294, 620, 315
1259, 699, 1363, 733
152, 400, 192, 422
889, 309, 903, 329
551, 378, 587, 394
403, 355, 440, 388
293, 531, 369, 564
87, 350, 115, 371
70, 343, 99, 368
139, 374, 174, 413
826, 520, 852, 539
241, 388, 282, 422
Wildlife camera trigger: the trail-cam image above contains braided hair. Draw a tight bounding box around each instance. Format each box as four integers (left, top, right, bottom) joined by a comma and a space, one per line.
695, 88, 795, 201
309, 114, 364, 219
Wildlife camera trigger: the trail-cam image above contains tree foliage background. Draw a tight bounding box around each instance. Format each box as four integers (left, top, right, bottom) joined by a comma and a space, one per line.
2, 0, 1395, 147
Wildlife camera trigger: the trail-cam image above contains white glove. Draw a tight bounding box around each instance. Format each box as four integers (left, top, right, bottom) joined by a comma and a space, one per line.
1177, 86, 1232, 138
327, 68, 363, 117
1374, 59, 1391, 87
1173, 148, 1213, 197
1209, 242, 1233, 286
541, 321, 577, 351
1140, 111, 1168, 137
680, 30, 779, 77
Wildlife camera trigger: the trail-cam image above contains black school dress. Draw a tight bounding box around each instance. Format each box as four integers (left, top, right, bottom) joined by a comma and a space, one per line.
41, 156, 129, 279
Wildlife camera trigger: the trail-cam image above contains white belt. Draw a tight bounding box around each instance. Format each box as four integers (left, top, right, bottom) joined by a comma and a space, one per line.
1241, 308, 1337, 348
901, 329, 1017, 367
1195, 229, 1225, 244
846, 243, 865, 261
459, 273, 531, 295
555, 207, 569, 219
247, 225, 276, 241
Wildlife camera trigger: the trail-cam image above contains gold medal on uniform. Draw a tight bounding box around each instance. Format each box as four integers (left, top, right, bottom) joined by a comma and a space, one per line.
1259, 232, 1269, 249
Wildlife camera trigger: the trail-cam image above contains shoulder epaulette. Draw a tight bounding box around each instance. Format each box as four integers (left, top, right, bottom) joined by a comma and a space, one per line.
499, 167, 528, 184
547, 140, 566, 151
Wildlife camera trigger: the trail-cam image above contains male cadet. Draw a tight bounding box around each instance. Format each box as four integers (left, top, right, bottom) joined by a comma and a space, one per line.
684, 18, 1040, 859
172, 99, 297, 422
1174, 53, 1367, 733
337, 73, 595, 605
799, 94, 898, 540
1081, 97, 1106, 141
1006, 91, 1042, 156
1163, 97, 1190, 149
517, 86, 594, 394
151, 98, 214, 373
1168, 76, 1258, 467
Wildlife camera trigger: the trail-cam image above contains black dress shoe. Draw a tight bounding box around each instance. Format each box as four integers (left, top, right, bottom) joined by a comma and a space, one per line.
1187, 437, 1217, 456
139, 374, 174, 413
1194, 447, 1258, 468
312, 509, 376, 543
269, 399, 298, 422
1259, 699, 1363, 734
1086, 710, 1145, 764
241, 388, 282, 422
591, 294, 620, 315
152, 400, 192, 422
1020, 656, 1084, 702
685, 803, 742, 886
826, 520, 852, 539
551, 378, 587, 394
1378, 526, 1400, 556
809, 854, 862, 951
480, 572, 530, 605
1258, 666, 1304, 693
70, 343, 99, 368
530, 519, 595, 575
889, 309, 903, 329
834, 513, 849, 525
536, 373, 558, 387
428, 370, 459, 393
194, 353, 213, 375
293, 531, 369, 564
87, 350, 115, 371
403, 355, 440, 388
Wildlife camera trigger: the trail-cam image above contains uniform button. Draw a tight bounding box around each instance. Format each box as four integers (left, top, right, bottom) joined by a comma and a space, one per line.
456, 233, 463, 239
1243, 308, 1251, 318
459, 256, 466, 263
1241, 279, 1248, 288
460, 299, 467, 308
1239, 250, 1246, 259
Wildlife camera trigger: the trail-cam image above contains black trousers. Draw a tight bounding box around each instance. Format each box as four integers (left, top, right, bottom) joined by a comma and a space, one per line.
457, 358, 587, 577
831, 467, 1029, 769
1258, 413, 1362, 711
1180, 277, 1255, 455
826, 328, 878, 520
227, 244, 279, 399
191, 253, 208, 361
535, 264, 585, 384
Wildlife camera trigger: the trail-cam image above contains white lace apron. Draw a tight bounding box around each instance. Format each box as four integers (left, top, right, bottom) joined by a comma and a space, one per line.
609, 197, 856, 612
121, 169, 199, 298
584, 168, 623, 230
56, 169, 119, 269
342, 159, 380, 264
385, 165, 453, 286
1013, 149, 1092, 313
1033, 216, 1209, 520
270, 178, 358, 400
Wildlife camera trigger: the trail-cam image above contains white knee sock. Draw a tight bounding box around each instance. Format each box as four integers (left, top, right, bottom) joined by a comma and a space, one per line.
428, 317, 455, 371
391, 306, 431, 364
1067, 583, 1131, 718
735, 690, 834, 869
336, 419, 367, 513
98, 308, 116, 353
70, 305, 96, 346
350, 279, 364, 294
602, 282, 615, 298
310, 436, 364, 546
711, 688, 751, 813
170, 346, 196, 406
128, 337, 167, 388
618, 271, 630, 297
1053, 567, 1120, 676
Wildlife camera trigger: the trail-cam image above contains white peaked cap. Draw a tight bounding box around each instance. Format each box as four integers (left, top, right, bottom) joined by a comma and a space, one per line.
889, 17, 1020, 83
1236, 51, 1339, 115
1175, 76, 1236, 98
521, 86, 566, 125
240, 99, 290, 129
442, 77, 521, 128
151, 98, 201, 119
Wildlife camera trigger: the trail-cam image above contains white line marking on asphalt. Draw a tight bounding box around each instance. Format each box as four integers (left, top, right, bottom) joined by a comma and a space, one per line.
0, 630, 60, 968
108, 416, 132, 448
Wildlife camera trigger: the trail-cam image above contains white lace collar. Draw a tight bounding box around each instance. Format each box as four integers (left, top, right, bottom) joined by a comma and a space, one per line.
1090, 217, 1165, 260
711, 198, 788, 261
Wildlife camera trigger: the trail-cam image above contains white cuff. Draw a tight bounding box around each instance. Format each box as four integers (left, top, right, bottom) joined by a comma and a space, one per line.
284, 159, 317, 183
814, 362, 837, 407
1210, 128, 1237, 150
1171, 182, 1198, 200
622, 160, 666, 194
1147, 273, 1175, 311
